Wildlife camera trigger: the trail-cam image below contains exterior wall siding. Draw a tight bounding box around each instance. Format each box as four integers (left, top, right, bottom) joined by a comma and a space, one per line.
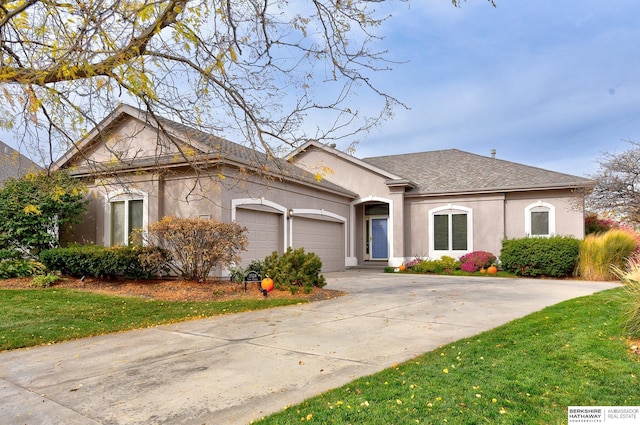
404, 195, 505, 260
64, 164, 352, 273
504, 190, 584, 239
291, 148, 391, 197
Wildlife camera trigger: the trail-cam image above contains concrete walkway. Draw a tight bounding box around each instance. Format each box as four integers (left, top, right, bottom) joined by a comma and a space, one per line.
0, 271, 619, 425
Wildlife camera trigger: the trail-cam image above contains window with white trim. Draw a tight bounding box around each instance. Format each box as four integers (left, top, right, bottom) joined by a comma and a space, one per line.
429, 205, 473, 256
525, 201, 555, 237
107, 190, 147, 246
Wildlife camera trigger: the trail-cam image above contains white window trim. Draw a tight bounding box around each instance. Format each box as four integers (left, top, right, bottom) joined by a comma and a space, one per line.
428, 204, 473, 258
105, 188, 149, 246
524, 201, 555, 237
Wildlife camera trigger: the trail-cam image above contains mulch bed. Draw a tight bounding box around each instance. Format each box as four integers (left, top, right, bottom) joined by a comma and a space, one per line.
0, 276, 346, 303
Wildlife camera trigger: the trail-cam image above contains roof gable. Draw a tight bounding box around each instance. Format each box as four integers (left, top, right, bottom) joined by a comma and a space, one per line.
362, 149, 591, 195
287, 140, 416, 188
53, 105, 357, 198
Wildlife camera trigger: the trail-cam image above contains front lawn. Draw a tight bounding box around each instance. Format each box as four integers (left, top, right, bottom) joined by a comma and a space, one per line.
255, 287, 640, 424
0, 289, 306, 351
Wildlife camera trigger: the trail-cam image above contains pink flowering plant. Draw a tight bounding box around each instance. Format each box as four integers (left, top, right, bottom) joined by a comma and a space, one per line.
404, 257, 422, 269
459, 251, 497, 273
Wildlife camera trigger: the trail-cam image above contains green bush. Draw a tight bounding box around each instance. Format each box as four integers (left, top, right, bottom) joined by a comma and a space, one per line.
30, 274, 62, 288
413, 260, 442, 274
39, 245, 169, 279
0, 258, 46, 278
500, 236, 581, 277
0, 248, 24, 260
0, 170, 88, 255
263, 247, 326, 294
578, 229, 638, 281
411, 256, 461, 274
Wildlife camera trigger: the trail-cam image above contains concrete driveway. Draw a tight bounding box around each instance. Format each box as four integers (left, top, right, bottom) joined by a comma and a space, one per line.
0, 270, 619, 425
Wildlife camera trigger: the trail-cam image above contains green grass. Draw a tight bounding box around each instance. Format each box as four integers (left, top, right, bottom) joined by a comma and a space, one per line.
0, 289, 306, 351
255, 288, 640, 425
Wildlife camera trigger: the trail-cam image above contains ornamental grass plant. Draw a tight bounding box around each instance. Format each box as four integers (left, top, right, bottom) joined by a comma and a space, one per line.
578, 229, 638, 281
612, 256, 640, 338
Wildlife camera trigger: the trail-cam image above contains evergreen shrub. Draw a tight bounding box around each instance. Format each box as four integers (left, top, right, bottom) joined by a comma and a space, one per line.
263, 247, 326, 294
500, 236, 580, 277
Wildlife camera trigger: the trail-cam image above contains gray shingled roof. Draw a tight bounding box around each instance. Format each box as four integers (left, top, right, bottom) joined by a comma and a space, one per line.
363, 149, 591, 195
63, 106, 357, 198
150, 114, 357, 198
0, 140, 41, 183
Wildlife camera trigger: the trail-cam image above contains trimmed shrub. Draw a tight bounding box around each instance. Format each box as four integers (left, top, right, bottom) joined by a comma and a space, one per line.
500, 236, 581, 277
459, 251, 496, 273
577, 229, 638, 281
263, 247, 326, 294
146, 216, 247, 282
39, 245, 169, 279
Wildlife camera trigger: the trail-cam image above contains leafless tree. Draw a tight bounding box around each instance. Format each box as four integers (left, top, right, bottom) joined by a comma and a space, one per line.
587, 141, 640, 224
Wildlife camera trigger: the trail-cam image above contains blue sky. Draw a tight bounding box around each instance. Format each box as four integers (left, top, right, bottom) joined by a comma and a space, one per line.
7, 1, 637, 178
348, 0, 640, 177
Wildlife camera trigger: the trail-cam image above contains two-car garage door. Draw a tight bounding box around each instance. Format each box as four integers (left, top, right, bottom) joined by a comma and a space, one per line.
235, 207, 344, 272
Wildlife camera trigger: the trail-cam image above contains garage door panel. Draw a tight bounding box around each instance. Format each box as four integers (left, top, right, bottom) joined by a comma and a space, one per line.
292, 217, 343, 272
236, 209, 282, 266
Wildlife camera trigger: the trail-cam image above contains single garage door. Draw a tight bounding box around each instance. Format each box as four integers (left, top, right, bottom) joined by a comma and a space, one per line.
235, 208, 282, 266
292, 217, 344, 272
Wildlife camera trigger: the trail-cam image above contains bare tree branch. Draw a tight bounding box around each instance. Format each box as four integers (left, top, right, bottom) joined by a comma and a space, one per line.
0, 0, 494, 177
587, 140, 640, 224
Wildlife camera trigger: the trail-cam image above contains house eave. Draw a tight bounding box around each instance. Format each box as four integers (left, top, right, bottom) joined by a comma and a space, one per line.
404, 182, 592, 198
66, 154, 358, 199
385, 178, 417, 189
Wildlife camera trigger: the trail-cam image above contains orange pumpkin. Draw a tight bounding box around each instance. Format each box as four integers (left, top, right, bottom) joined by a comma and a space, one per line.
261, 277, 274, 292
487, 265, 498, 275
398, 264, 406, 271
479, 268, 486, 274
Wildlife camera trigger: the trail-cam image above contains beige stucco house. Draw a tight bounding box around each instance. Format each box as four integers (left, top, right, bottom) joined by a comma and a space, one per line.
54, 105, 591, 274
